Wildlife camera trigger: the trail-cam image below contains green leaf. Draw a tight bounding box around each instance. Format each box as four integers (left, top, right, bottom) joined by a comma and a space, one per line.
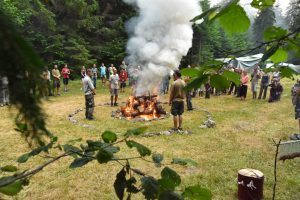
182, 185, 213, 200
251, 0, 275, 10
114, 167, 126, 200
261, 44, 279, 62
152, 154, 164, 165
17, 153, 30, 163
211, 0, 239, 21
96, 149, 113, 164
126, 177, 139, 194
210, 74, 230, 90
69, 157, 94, 169
0, 180, 23, 196
190, 7, 219, 22
0, 165, 18, 172
159, 191, 183, 200
14, 123, 28, 133
51, 136, 58, 143
280, 67, 295, 79
185, 75, 209, 91
126, 140, 151, 157
270, 48, 288, 63
66, 138, 82, 145
181, 68, 201, 78
263, 26, 287, 41
141, 177, 159, 200
222, 70, 240, 86
63, 144, 82, 154
125, 127, 148, 137
172, 158, 198, 167
158, 167, 181, 190
102, 130, 117, 143
218, 4, 250, 33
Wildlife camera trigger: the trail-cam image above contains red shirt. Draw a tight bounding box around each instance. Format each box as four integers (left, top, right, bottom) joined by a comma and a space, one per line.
61, 67, 70, 79
119, 71, 127, 82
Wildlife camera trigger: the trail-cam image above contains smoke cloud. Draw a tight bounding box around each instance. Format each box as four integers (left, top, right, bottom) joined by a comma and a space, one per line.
123, 0, 201, 95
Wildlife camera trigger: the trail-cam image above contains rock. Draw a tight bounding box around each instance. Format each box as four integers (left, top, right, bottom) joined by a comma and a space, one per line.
161, 131, 171, 135
199, 125, 207, 129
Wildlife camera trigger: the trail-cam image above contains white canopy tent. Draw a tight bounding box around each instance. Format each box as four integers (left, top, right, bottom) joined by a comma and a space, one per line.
216, 54, 300, 74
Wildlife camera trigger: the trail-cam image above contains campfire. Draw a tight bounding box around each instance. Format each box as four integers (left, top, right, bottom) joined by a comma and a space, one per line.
119, 95, 167, 121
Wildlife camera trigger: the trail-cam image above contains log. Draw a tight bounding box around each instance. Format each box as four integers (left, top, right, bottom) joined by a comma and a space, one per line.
238, 168, 264, 200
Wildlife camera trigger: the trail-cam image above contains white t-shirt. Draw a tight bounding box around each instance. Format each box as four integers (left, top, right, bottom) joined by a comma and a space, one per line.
109, 74, 119, 89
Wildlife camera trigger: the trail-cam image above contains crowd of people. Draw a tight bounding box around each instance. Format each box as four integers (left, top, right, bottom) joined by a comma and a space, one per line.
190, 63, 284, 103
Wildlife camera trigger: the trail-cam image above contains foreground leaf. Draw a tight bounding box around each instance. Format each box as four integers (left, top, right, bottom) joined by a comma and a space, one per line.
114, 167, 127, 200
159, 191, 183, 200
261, 44, 279, 62
158, 167, 181, 190
172, 158, 198, 166
182, 185, 212, 200
263, 26, 287, 41
185, 75, 209, 91
96, 149, 113, 164
125, 127, 148, 137
69, 157, 94, 169
222, 70, 240, 86
181, 68, 201, 78
141, 177, 159, 200
218, 4, 250, 33
210, 74, 230, 90
190, 7, 219, 22
0, 165, 18, 172
251, 0, 275, 10
270, 48, 288, 63
17, 142, 54, 163
126, 140, 151, 157
0, 178, 23, 196
152, 154, 164, 165
102, 130, 117, 143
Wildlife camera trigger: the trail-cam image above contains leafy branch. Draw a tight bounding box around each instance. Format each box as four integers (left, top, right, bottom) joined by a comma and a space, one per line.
1, 127, 210, 199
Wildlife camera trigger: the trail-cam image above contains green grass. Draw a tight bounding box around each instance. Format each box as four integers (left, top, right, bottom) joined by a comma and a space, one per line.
0, 78, 300, 200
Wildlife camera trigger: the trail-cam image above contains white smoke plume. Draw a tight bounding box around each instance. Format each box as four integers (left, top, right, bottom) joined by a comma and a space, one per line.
123, 0, 201, 95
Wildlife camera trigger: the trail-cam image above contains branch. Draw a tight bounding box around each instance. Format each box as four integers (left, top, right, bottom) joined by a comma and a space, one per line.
0, 152, 70, 188
223, 26, 300, 58
272, 139, 281, 200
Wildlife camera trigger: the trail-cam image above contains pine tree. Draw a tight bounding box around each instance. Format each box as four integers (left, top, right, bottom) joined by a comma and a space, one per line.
251, 7, 276, 52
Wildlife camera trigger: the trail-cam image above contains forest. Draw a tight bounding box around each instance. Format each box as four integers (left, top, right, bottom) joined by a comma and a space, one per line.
1, 0, 300, 199
1, 0, 299, 74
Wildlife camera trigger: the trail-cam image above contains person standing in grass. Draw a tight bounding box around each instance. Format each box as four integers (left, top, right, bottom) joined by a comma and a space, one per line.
61, 64, 70, 92
169, 70, 185, 131
251, 64, 260, 99
91, 64, 98, 88
52, 64, 61, 96
83, 69, 96, 120
109, 68, 120, 106
240, 70, 249, 101
99, 63, 107, 86
119, 67, 127, 93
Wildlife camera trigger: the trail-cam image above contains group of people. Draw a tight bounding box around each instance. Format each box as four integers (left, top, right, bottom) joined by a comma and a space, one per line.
194, 64, 284, 103
80, 62, 130, 120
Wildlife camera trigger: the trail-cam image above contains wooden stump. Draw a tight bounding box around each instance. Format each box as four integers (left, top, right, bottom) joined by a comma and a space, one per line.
237, 168, 264, 200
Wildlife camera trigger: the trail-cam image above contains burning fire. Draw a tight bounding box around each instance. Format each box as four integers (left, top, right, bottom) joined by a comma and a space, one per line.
120, 95, 166, 121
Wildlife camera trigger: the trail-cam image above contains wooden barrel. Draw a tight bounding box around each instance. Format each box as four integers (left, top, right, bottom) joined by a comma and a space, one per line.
237, 168, 264, 200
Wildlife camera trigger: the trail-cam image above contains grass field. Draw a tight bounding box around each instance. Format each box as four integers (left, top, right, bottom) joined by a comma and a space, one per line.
1, 78, 300, 200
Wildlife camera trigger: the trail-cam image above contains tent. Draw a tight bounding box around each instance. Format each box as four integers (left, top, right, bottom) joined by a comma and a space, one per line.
216, 54, 300, 74
216, 53, 263, 72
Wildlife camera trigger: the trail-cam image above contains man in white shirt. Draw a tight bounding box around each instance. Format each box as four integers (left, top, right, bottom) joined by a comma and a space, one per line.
83, 69, 96, 120
109, 68, 120, 106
